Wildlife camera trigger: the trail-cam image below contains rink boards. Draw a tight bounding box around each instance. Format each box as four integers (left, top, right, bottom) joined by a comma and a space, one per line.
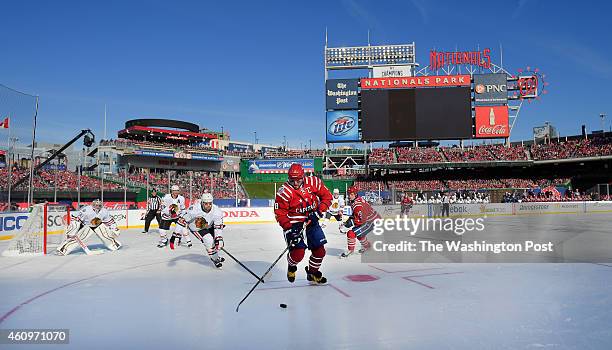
1, 201, 612, 240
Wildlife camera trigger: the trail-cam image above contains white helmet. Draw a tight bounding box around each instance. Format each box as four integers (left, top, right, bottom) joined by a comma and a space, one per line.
171, 185, 180, 191
201, 192, 214, 203
333, 189, 340, 194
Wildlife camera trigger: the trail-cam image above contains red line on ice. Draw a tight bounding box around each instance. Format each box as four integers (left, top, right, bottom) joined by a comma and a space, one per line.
368, 265, 443, 274
402, 277, 435, 289
402, 272, 464, 278
328, 284, 351, 298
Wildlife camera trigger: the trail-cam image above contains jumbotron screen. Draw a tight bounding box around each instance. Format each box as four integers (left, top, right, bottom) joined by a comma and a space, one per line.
361, 87, 472, 141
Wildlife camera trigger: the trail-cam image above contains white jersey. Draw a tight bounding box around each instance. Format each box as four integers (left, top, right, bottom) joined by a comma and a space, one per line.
179, 201, 224, 237
75, 205, 116, 229
161, 194, 186, 220
328, 195, 345, 215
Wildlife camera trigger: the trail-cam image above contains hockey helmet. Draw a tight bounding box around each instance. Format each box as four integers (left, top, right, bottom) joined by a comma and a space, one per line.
333, 188, 340, 194
201, 192, 214, 203
288, 163, 304, 180
171, 185, 180, 192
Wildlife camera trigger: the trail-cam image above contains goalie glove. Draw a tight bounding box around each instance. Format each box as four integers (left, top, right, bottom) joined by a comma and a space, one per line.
214, 236, 224, 251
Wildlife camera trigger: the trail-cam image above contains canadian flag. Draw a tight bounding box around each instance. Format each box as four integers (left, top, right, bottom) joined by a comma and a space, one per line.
0, 117, 8, 129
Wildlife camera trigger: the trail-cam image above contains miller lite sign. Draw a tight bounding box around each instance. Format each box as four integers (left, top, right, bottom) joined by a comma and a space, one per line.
326, 110, 359, 143
474, 106, 509, 138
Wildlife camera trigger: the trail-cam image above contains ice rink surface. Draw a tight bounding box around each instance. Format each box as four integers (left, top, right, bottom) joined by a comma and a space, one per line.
1, 213, 612, 349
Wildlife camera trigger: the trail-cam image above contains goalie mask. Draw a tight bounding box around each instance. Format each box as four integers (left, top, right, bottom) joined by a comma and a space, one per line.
92, 199, 103, 212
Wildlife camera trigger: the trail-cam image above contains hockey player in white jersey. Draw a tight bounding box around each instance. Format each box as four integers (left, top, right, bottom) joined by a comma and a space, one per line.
321, 188, 345, 231
176, 192, 225, 268
157, 185, 187, 248
56, 199, 121, 255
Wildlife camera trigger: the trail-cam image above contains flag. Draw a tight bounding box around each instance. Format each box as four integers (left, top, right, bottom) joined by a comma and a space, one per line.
0, 117, 8, 129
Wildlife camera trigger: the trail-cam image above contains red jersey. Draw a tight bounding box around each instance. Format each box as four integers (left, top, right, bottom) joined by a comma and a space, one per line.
274, 176, 333, 231
401, 197, 413, 206
350, 196, 381, 227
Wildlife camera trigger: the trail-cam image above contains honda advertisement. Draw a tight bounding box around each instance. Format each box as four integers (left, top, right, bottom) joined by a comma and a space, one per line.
247, 158, 315, 174
473, 73, 508, 105
326, 79, 359, 110
326, 110, 359, 143
474, 106, 510, 138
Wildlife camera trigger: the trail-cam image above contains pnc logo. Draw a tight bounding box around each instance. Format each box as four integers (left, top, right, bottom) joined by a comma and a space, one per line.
475, 83, 506, 94
328, 116, 356, 136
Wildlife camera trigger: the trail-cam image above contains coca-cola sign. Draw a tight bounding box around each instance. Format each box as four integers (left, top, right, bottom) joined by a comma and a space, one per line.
474, 106, 509, 138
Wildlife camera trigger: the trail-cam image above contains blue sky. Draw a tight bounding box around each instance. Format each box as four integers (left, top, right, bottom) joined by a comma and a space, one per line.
1, 0, 612, 148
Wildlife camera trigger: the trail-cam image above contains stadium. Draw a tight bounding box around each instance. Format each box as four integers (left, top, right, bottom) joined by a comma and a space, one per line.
1, 3, 612, 349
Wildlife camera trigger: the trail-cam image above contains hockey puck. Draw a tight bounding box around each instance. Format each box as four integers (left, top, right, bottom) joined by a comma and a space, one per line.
279, 303, 287, 309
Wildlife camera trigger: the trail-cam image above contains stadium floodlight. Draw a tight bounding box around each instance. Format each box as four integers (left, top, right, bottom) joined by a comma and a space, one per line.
325, 43, 416, 69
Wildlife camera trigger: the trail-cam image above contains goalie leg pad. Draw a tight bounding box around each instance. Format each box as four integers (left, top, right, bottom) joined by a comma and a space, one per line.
94, 224, 122, 251
56, 225, 94, 255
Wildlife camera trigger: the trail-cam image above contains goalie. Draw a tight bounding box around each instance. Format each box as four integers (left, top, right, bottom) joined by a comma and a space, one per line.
175, 192, 225, 268
56, 199, 122, 256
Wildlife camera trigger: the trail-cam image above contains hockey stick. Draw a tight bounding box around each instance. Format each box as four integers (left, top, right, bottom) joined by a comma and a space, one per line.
73, 234, 104, 255
221, 247, 264, 283
235, 245, 289, 312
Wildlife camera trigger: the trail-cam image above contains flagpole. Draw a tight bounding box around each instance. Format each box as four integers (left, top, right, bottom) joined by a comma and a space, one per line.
6, 115, 12, 209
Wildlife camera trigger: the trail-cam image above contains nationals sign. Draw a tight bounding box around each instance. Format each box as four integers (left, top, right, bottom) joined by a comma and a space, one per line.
360, 75, 470, 89
474, 106, 509, 138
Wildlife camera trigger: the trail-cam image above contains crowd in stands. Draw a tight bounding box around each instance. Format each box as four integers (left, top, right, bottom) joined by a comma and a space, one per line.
503, 188, 599, 203
369, 148, 395, 164
117, 170, 247, 200
396, 147, 444, 163
101, 138, 221, 155
0, 167, 120, 192
442, 146, 497, 162
530, 137, 612, 160
412, 191, 490, 204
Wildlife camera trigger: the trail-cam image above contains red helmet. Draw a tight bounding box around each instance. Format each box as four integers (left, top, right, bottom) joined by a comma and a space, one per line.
288, 163, 304, 180
347, 186, 359, 196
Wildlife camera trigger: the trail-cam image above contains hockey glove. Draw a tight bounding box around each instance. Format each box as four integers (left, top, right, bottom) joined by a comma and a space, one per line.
284, 222, 305, 248
308, 210, 324, 224
214, 236, 224, 251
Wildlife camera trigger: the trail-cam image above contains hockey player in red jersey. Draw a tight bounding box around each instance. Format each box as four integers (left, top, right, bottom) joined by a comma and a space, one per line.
274, 163, 333, 284
400, 193, 414, 216
339, 186, 381, 258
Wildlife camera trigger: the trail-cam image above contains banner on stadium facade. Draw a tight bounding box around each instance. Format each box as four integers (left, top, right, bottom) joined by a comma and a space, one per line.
372, 65, 413, 78
134, 149, 221, 161
260, 146, 279, 155
360, 75, 470, 89
326, 79, 359, 110
473, 73, 508, 106
227, 142, 253, 153
221, 157, 240, 172
326, 110, 359, 143
474, 106, 509, 138
247, 158, 315, 174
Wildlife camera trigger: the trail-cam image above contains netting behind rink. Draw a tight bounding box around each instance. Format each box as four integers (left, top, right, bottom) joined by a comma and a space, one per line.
2, 204, 68, 257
